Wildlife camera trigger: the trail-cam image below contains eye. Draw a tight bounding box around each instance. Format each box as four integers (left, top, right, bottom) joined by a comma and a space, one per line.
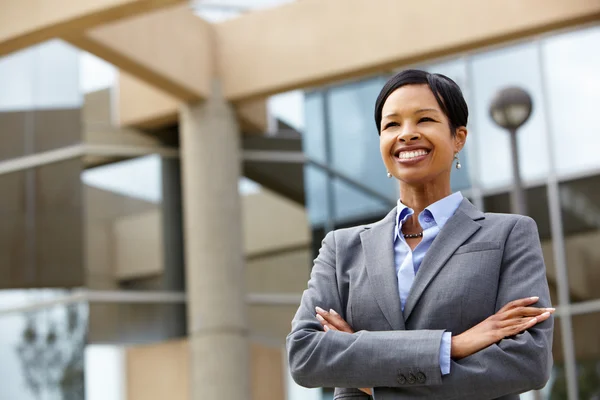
383, 121, 399, 130
418, 117, 435, 123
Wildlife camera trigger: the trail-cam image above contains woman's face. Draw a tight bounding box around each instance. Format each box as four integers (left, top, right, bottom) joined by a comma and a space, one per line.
379, 84, 467, 186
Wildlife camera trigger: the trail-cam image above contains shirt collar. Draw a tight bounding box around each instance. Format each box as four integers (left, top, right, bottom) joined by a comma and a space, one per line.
394, 192, 464, 239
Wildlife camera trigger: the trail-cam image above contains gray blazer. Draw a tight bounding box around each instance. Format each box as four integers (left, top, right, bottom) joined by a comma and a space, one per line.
287, 199, 553, 400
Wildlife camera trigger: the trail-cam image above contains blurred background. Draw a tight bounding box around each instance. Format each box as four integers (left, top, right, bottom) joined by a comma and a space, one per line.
0, 0, 598, 399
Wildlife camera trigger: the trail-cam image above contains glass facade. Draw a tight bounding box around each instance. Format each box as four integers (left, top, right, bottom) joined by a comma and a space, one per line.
302, 25, 600, 399
0, 291, 87, 400
0, 40, 187, 400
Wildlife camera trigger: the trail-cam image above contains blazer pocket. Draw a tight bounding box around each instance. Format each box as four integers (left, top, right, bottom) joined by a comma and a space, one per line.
454, 241, 501, 255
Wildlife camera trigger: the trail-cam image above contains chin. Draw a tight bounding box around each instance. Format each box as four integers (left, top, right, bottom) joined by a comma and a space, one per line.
395, 170, 436, 186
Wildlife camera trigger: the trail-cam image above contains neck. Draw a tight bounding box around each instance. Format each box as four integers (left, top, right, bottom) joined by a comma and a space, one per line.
399, 180, 452, 230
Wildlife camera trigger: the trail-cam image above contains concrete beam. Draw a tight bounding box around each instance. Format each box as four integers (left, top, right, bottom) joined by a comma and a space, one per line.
66, 5, 213, 101
118, 71, 268, 133
214, 0, 600, 101
0, 0, 183, 57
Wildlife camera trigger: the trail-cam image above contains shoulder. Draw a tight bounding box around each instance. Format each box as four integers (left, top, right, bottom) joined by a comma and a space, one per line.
479, 212, 540, 244
323, 223, 372, 245
482, 212, 538, 229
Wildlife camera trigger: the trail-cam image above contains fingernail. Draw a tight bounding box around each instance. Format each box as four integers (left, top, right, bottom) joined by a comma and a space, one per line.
541, 311, 550, 317
330, 309, 338, 316
315, 306, 326, 314
546, 308, 556, 312
530, 296, 539, 301
324, 325, 330, 332
316, 314, 325, 322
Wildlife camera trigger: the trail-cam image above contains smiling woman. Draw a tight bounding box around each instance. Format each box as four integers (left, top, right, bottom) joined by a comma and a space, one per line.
376, 71, 468, 192
287, 69, 554, 400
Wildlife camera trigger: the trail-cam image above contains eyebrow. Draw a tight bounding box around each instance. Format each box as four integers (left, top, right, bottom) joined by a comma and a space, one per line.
383, 108, 439, 119
415, 108, 439, 114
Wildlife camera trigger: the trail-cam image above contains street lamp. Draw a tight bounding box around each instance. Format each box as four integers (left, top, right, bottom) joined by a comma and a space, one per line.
489, 87, 533, 215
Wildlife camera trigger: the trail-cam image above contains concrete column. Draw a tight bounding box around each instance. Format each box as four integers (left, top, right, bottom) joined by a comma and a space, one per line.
179, 81, 249, 400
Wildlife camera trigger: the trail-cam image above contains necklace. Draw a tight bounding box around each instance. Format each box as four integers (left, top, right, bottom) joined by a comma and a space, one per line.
403, 232, 423, 239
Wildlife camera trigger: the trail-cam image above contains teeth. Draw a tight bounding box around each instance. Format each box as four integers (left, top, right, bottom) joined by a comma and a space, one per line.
398, 149, 428, 160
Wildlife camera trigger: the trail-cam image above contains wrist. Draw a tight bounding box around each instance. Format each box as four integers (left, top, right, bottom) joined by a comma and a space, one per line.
451, 334, 467, 360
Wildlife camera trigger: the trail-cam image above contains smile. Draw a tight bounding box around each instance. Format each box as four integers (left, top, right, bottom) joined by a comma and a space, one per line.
393, 148, 431, 164
397, 149, 429, 160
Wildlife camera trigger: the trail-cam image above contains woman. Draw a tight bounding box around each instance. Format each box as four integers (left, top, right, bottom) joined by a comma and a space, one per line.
286, 70, 554, 400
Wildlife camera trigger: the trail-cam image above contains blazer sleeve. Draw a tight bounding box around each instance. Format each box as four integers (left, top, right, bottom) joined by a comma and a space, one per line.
376, 216, 554, 400
286, 231, 447, 389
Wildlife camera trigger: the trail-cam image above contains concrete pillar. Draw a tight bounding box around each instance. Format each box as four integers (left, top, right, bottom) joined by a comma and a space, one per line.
179, 81, 249, 400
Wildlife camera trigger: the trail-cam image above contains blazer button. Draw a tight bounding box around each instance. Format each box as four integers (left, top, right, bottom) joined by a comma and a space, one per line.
397, 374, 407, 385
416, 372, 426, 384
407, 373, 417, 384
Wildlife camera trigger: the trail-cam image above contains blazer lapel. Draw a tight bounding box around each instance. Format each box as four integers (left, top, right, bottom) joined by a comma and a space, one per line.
360, 208, 405, 331
403, 199, 485, 321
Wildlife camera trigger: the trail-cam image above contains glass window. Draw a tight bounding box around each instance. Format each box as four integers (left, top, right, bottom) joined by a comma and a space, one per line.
572, 313, 600, 399
425, 58, 472, 192
303, 92, 327, 163
557, 177, 600, 304
0, 160, 84, 290
0, 291, 87, 400
470, 42, 551, 189
0, 40, 81, 112
541, 26, 600, 177
332, 177, 391, 225
327, 77, 398, 202
303, 164, 330, 226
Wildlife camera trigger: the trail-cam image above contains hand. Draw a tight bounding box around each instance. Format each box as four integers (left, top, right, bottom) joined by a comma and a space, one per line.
451, 296, 554, 360
315, 307, 372, 396
315, 306, 354, 333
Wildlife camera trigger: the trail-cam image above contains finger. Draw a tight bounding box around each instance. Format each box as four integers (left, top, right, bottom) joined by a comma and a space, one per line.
316, 315, 338, 332
503, 312, 551, 337
533, 311, 552, 324
326, 309, 354, 332
316, 313, 327, 326
498, 296, 539, 313
501, 317, 536, 337
503, 306, 555, 320
316, 307, 352, 331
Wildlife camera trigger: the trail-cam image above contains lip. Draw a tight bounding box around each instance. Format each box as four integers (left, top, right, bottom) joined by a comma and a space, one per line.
392, 146, 431, 165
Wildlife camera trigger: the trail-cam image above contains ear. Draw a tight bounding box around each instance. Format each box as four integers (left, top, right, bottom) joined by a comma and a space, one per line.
453, 126, 468, 153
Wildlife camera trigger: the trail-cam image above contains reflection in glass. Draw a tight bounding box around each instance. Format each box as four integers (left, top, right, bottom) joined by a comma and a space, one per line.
332, 177, 390, 225
327, 77, 398, 203
0, 290, 87, 400
542, 26, 600, 177
470, 42, 550, 189
551, 313, 600, 399
303, 164, 330, 226
303, 92, 327, 163
558, 177, 600, 304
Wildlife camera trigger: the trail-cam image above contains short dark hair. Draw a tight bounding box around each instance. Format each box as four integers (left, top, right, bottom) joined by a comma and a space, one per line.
374, 69, 468, 136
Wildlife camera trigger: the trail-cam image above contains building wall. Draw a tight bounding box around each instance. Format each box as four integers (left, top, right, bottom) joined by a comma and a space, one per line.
125, 339, 285, 400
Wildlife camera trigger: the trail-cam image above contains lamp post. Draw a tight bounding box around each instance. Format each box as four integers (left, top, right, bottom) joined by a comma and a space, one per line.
489, 87, 533, 215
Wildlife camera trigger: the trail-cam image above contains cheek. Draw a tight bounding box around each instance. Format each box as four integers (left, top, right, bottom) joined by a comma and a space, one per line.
379, 136, 391, 157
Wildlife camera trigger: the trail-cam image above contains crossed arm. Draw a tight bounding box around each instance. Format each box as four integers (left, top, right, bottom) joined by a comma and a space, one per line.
286, 217, 554, 399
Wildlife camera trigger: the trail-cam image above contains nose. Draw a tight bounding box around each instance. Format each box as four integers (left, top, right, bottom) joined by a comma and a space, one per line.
397, 128, 421, 142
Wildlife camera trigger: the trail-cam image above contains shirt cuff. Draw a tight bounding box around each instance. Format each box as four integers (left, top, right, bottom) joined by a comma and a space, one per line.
440, 331, 452, 375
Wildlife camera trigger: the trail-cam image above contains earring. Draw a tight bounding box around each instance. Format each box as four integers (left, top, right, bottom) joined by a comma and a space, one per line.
386, 171, 392, 178
454, 153, 462, 170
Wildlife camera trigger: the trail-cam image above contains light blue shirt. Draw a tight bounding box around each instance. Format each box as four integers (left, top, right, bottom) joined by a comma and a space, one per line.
394, 191, 463, 375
